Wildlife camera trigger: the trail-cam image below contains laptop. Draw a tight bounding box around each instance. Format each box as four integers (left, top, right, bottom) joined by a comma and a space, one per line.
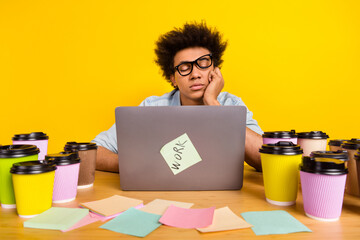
115, 106, 246, 191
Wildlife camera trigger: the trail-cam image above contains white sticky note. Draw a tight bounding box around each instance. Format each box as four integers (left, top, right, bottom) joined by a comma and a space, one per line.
160, 133, 202, 175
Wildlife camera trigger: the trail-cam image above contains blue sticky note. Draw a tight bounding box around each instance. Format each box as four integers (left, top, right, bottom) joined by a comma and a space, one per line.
100, 207, 162, 237
240, 210, 311, 235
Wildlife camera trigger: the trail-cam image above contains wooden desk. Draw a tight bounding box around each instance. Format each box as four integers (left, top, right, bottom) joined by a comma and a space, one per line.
1, 165, 360, 239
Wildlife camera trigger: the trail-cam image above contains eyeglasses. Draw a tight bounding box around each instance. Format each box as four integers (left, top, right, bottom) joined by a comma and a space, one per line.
174, 54, 213, 76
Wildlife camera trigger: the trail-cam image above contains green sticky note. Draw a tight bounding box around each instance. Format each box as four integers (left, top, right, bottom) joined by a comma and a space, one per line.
100, 207, 162, 237
241, 210, 312, 235
160, 133, 202, 175
24, 207, 89, 231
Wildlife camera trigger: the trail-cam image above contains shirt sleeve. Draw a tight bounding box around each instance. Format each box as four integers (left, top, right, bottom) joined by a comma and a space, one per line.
220, 92, 264, 135
91, 124, 118, 153
244, 106, 264, 135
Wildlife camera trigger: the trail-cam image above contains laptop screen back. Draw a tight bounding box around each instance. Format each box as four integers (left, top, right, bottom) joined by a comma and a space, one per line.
115, 106, 246, 191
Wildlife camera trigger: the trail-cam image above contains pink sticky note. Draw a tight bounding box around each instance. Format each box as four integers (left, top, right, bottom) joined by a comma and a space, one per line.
159, 205, 215, 228
61, 204, 144, 231
61, 213, 99, 232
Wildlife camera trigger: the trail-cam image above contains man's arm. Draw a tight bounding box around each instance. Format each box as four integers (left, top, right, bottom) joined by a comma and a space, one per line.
95, 128, 263, 173
96, 146, 119, 173
203, 67, 263, 171
245, 127, 263, 171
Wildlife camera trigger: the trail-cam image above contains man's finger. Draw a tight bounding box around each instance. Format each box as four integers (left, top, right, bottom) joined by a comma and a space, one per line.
214, 67, 223, 77
209, 70, 216, 82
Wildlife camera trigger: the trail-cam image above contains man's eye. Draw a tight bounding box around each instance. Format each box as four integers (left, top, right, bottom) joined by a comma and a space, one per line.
197, 58, 210, 67
179, 64, 190, 71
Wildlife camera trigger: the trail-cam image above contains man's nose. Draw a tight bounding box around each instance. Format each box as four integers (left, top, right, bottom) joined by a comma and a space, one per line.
189, 65, 202, 80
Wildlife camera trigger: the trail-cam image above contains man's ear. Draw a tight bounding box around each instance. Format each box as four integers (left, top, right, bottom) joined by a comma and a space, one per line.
170, 75, 177, 87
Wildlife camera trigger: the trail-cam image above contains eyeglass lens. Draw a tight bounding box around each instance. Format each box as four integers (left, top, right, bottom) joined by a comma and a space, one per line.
176, 54, 212, 76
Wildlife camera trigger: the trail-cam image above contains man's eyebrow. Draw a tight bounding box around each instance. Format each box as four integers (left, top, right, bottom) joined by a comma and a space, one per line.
178, 60, 192, 64
176, 54, 209, 66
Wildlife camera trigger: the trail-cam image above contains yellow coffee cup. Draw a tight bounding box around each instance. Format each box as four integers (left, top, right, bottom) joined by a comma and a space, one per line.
259, 141, 303, 206
0, 145, 39, 208
10, 161, 56, 218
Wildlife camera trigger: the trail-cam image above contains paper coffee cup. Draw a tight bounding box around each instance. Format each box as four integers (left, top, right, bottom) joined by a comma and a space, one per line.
10, 161, 56, 218
0, 145, 39, 208
297, 131, 329, 156
354, 151, 360, 195
64, 142, 98, 188
300, 156, 348, 221
12, 132, 49, 160
45, 152, 81, 203
310, 150, 348, 161
259, 141, 303, 206
328, 139, 347, 152
262, 130, 297, 144
341, 139, 360, 197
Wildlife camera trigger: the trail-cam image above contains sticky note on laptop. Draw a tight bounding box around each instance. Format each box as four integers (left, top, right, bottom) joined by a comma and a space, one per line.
160, 133, 202, 175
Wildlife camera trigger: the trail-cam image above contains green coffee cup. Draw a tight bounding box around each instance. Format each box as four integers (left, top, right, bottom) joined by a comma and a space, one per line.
0, 145, 39, 208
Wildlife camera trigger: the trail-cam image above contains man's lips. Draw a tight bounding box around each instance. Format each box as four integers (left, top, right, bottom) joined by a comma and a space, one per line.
190, 84, 204, 90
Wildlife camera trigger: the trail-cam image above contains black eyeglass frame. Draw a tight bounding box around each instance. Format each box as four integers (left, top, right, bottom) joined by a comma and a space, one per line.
174, 53, 213, 76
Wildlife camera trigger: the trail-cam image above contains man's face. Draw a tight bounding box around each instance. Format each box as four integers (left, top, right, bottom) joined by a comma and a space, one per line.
170, 47, 214, 105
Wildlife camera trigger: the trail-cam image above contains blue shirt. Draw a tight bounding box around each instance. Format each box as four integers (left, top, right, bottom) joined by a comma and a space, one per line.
92, 90, 263, 153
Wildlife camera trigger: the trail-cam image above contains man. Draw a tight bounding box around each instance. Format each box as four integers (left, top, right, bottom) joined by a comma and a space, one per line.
92, 22, 263, 172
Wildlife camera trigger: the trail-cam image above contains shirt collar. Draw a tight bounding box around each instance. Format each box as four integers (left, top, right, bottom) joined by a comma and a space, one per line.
169, 89, 181, 106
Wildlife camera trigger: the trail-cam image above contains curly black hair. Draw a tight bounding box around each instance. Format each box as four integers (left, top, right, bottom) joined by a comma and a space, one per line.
154, 21, 228, 87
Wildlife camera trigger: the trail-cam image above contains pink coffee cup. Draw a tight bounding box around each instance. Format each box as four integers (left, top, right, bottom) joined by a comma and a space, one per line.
262, 130, 297, 144
300, 156, 348, 221
45, 152, 80, 203
12, 132, 49, 160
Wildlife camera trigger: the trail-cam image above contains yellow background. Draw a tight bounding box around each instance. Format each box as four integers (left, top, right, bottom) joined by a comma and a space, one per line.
1, 0, 359, 153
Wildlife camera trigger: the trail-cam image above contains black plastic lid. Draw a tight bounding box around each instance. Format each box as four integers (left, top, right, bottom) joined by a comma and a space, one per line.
12, 132, 49, 141
328, 139, 347, 147
10, 160, 57, 174
300, 156, 348, 175
64, 142, 98, 151
262, 130, 297, 139
259, 141, 303, 155
0, 145, 40, 158
297, 131, 329, 139
341, 140, 360, 150
310, 150, 348, 161
350, 138, 360, 142
45, 151, 80, 166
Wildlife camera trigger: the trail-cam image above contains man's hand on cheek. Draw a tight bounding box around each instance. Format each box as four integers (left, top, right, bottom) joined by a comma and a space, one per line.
203, 67, 224, 105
